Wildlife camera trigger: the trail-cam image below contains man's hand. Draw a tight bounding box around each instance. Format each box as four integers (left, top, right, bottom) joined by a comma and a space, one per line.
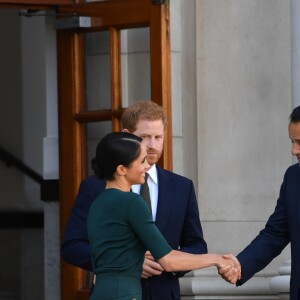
218, 253, 241, 284
141, 251, 164, 279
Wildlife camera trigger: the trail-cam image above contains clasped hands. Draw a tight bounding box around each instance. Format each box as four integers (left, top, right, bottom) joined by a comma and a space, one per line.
217, 253, 241, 284
141, 251, 241, 285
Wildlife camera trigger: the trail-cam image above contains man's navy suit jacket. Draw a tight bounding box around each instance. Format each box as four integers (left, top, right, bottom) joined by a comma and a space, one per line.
61, 166, 207, 300
237, 163, 300, 300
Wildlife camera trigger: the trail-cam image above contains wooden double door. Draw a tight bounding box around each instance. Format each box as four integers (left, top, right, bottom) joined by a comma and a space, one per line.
0, 0, 172, 299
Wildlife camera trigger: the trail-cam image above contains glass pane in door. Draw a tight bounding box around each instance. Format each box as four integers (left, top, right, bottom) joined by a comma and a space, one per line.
121, 27, 151, 107
85, 31, 111, 111
86, 121, 112, 176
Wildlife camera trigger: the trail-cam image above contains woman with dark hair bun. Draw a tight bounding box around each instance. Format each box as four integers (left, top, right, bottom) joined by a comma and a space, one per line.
91, 132, 143, 181
87, 132, 238, 300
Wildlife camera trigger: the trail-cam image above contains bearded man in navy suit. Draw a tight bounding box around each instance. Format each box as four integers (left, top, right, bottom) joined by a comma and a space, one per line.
61, 100, 208, 300
219, 105, 300, 300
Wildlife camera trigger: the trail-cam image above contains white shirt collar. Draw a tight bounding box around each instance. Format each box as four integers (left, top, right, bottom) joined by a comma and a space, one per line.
146, 164, 158, 184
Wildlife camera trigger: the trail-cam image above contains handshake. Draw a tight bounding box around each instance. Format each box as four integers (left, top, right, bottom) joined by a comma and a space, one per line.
217, 253, 241, 284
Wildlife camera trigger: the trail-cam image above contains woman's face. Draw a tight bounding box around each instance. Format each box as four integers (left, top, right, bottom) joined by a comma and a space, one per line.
125, 144, 150, 185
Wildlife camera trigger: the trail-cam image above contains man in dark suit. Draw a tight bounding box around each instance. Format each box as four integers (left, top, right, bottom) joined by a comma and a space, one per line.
219, 105, 300, 300
61, 100, 207, 300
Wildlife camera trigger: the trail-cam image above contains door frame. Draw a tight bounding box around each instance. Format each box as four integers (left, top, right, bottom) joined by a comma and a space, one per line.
56, 0, 172, 299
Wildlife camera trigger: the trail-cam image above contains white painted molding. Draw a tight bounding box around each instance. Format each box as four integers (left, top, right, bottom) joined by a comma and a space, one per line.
269, 260, 291, 300
180, 264, 291, 300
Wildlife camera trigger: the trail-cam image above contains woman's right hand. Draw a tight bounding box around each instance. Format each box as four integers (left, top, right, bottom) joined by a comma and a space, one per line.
216, 253, 241, 283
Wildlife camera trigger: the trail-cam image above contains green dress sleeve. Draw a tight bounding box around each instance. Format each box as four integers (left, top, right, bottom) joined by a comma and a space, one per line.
127, 194, 172, 260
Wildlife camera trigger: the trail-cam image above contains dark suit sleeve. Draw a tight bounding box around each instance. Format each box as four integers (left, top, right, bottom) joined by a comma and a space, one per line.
61, 176, 103, 271
237, 172, 290, 285
179, 180, 207, 255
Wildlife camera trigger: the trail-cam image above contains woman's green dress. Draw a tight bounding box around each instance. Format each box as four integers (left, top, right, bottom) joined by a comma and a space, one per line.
87, 188, 172, 300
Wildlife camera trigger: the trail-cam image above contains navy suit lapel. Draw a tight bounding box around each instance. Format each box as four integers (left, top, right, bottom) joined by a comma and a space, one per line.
155, 167, 172, 232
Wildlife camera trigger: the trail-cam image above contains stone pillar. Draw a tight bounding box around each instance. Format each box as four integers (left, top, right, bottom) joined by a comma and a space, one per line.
291, 0, 300, 109
43, 16, 60, 300
189, 0, 292, 299
266, 0, 300, 297
291, 0, 300, 170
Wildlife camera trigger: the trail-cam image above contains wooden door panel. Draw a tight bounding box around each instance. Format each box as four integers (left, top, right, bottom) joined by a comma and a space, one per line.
0, 0, 74, 6
57, 0, 150, 29
57, 28, 88, 300
150, 0, 172, 168
0, 0, 71, 6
